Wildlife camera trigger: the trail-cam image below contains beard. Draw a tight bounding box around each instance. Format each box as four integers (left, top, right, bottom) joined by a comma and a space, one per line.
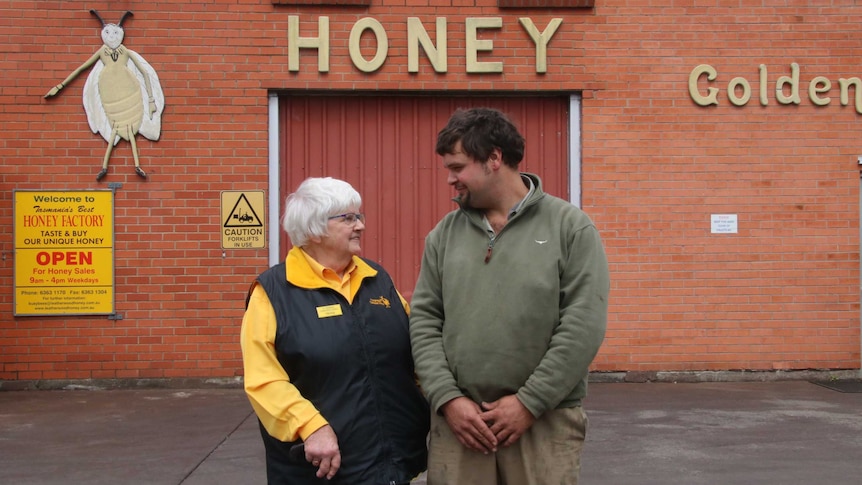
458, 187, 491, 210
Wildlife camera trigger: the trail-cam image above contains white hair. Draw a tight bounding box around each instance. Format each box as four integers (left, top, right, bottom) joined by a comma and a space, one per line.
281, 177, 362, 247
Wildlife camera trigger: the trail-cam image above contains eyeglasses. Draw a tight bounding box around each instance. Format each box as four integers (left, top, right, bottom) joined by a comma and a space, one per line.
328, 212, 365, 225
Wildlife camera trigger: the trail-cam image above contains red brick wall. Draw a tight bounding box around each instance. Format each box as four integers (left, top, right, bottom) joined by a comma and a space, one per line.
1, 0, 860, 383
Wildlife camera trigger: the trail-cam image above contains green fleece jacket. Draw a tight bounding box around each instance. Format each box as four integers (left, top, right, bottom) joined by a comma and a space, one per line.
410, 173, 610, 418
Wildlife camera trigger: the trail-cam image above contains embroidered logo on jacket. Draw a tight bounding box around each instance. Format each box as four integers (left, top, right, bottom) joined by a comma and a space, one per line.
369, 296, 391, 308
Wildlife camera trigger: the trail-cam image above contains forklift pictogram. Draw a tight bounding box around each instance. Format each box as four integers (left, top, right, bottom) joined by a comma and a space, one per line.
234, 209, 254, 223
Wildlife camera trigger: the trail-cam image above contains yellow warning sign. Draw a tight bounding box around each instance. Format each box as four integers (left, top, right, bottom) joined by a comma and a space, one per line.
221, 191, 265, 249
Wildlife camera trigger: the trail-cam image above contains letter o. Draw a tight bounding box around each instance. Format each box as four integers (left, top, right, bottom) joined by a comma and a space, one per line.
349, 18, 389, 73
727, 77, 751, 106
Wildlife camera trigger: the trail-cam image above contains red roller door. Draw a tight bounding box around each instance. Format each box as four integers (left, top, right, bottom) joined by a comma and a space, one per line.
278, 94, 571, 295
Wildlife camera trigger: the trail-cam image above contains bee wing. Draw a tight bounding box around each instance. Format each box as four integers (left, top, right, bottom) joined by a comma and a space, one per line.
82, 60, 119, 145
127, 50, 164, 141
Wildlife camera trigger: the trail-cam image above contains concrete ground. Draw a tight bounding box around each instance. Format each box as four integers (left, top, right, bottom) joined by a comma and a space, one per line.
1, 381, 860, 484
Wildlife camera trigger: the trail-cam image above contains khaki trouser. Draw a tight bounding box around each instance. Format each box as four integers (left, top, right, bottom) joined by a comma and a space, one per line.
427, 406, 588, 485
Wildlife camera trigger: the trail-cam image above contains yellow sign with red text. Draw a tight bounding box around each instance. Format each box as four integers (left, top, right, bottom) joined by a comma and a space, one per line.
14, 190, 114, 316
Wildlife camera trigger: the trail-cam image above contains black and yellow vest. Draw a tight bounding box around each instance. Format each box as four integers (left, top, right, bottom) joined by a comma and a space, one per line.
253, 258, 429, 485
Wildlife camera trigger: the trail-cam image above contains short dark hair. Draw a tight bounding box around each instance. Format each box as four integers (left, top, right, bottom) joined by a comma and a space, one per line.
436, 108, 525, 169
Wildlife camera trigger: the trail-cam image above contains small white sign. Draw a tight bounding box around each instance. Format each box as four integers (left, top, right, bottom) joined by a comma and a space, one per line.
711, 214, 738, 234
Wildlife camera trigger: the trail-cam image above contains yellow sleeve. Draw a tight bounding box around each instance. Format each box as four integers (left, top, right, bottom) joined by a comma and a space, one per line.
240, 283, 329, 441
396, 289, 410, 316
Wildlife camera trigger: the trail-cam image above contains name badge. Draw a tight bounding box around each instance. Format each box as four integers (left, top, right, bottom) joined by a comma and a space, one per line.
316, 304, 343, 318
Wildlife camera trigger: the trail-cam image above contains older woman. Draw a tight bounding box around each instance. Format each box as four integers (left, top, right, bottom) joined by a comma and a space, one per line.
241, 177, 429, 485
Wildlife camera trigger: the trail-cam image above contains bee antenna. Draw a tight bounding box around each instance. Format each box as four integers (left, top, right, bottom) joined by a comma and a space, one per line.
89, 9, 105, 27
118, 11, 134, 27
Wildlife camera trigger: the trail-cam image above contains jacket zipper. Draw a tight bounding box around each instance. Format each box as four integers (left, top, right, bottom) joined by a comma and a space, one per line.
484, 238, 495, 264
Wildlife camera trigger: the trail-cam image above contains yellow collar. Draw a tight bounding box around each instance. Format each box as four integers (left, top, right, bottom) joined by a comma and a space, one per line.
285, 246, 378, 302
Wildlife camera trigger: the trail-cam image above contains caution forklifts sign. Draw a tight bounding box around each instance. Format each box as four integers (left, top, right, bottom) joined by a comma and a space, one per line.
221, 191, 265, 249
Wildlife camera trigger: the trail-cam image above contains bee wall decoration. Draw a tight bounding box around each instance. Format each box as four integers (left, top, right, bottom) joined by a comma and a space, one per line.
45, 10, 164, 181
